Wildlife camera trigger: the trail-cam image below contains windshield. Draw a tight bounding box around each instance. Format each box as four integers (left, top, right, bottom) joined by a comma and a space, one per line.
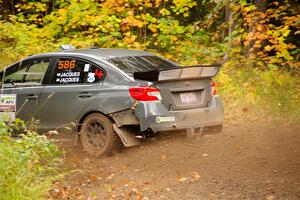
107, 56, 179, 75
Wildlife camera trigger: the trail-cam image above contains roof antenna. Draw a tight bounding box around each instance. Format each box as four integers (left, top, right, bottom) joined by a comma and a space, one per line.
60, 44, 75, 51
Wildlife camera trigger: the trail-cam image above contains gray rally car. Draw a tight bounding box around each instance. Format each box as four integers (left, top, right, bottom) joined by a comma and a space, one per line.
0, 46, 223, 156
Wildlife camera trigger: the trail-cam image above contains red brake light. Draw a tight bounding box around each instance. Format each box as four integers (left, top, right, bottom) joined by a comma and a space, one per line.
211, 81, 217, 95
129, 86, 162, 101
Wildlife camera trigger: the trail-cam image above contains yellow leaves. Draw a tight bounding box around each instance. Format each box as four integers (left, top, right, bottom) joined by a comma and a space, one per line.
242, 3, 296, 65
159, 8, 171, 16
148, 24, 158, 33
145, 2, 152, 8
127, 10, 134, 16
171, 0, 197, 17
256, 25, 263, 32
243, 5, 257, 13
282, 27, 291, 37
244, 32, 256, 46
272, 1, 280, 6
154, 0, 163, 7
276, 49, 293, 61
101, 0, 126, 13
264, 45, 272, 52
122, 15, 144, 28
253, 41, 261, 49
183, 13, 189, 17
170, 35, 178, 42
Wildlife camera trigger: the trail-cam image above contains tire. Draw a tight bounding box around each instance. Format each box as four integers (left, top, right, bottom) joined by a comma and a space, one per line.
80, 113, 119, 156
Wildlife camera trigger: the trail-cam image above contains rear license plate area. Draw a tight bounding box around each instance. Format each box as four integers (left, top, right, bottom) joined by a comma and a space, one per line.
180, 92, 197, 104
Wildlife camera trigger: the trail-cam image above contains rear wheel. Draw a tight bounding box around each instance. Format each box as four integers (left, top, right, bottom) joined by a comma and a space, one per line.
80, 113, 118, 156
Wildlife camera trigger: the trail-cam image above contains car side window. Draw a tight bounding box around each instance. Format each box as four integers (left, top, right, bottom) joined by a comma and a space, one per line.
4, 58, 51, 86
52, 58, 105, 84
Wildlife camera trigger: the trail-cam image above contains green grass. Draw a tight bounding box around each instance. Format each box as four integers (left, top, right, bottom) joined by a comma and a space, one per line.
0, 122, 62, 200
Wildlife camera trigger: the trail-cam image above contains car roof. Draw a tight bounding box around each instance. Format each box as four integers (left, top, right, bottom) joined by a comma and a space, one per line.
30, 48, 154, 60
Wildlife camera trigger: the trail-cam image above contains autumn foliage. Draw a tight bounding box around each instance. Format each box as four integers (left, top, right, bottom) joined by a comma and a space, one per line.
0, 0, 299, 118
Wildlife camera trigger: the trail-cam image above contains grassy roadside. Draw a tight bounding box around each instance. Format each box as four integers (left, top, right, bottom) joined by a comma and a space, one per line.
0, 122, 62, 200
216, 63, 300, 122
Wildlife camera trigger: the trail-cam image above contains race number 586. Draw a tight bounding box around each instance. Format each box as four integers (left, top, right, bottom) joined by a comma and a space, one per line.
58, 60, 76, 69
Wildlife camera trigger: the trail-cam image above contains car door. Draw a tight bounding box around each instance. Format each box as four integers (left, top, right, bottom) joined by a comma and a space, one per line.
37, 57, 106, 130
1, 57, 52, 124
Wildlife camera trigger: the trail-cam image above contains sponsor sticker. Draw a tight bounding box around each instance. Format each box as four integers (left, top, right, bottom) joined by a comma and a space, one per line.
87, 73, 95, 83
0, 94, 16, 121
156, 116, 175, 124
94, 68, 104, 79
84, 64, 90, 72
58, 60, 76, 70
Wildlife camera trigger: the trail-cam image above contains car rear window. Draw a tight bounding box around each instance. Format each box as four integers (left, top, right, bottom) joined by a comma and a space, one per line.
107, 56, 179, 75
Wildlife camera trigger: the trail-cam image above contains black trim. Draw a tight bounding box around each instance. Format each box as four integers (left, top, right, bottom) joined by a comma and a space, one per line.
133, 70, 159, 82
42, 57, 57, 84
133, 63, 222, 82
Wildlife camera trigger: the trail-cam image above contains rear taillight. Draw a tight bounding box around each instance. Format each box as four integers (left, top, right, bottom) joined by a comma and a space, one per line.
211, 81, 217, 95
129, 86, 162, 101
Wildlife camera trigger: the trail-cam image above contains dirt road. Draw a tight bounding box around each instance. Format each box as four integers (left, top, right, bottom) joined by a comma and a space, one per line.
51, 119, 300, 200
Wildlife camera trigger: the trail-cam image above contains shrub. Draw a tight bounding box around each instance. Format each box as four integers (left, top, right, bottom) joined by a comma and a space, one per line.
0, 121, 62, 200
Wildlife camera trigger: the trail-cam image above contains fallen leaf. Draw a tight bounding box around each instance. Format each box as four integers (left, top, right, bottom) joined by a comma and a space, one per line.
177, 177, 187, 183
266, 195, 275, 200
191, 172, 201, 180
104, 184, 112, 193
107, 173, 115, 180
161, 155, 167, 160
90, 175, 97, 181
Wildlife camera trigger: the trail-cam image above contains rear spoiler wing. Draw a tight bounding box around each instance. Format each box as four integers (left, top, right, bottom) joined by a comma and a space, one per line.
133, 64, 222, 82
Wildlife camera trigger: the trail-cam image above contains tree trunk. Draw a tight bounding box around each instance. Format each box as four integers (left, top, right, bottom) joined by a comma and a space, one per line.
0, 0, 17, 18
246, 0, 267, 58
224, 0, 235, 40
223, 0, 238, 62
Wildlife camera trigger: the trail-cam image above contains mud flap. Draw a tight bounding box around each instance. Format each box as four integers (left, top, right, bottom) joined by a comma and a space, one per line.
113, 124, 141, 147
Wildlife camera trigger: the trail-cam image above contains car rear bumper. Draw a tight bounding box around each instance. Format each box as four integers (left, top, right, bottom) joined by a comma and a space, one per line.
135, 95, 224, 133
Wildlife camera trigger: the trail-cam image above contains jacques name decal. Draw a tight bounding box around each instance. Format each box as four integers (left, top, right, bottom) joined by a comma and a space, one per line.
55, 71, 81, 83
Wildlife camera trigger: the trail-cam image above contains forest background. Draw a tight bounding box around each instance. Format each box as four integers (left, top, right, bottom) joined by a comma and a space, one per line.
0, 1, 299, 199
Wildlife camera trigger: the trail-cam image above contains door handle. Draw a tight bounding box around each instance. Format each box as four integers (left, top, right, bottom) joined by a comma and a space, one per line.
78, 92, 93, 98
26, 95, 38, 100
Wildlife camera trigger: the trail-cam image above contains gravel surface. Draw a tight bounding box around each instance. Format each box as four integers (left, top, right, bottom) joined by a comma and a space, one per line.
51, 119, 300, 200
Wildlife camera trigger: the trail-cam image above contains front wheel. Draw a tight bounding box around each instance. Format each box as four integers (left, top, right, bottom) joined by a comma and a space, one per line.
80, 113, 119, 156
